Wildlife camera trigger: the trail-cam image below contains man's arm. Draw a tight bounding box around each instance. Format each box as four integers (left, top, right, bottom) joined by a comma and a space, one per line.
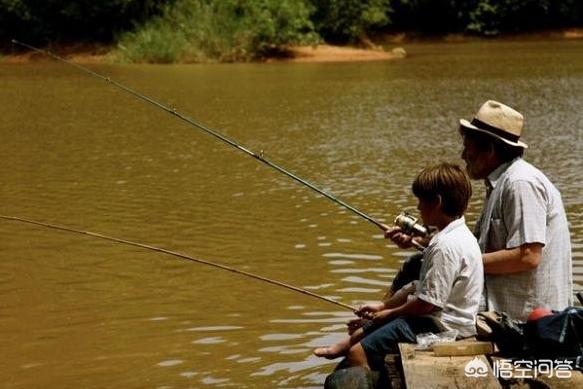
485, 179, 545, 274
483, 242, 543, 274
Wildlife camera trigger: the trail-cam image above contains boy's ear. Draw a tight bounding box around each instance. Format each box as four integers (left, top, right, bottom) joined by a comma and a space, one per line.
435, 194, 443, 209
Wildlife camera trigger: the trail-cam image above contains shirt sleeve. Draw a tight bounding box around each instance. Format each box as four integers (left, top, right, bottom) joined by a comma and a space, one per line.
415, 248, 458, 309
503, 179, 547, 249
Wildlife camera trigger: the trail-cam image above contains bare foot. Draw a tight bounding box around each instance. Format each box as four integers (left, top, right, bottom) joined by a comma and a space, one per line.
313, 345, 344, 359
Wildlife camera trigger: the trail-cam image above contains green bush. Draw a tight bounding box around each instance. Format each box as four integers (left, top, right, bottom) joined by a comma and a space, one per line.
115, 0, 319, 63
466, 0, 553, 35
311, 0, 391, 43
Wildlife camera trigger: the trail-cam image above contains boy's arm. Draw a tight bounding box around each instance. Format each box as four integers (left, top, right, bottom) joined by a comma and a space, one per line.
384, 281, 417, 308
373, 296, 435, 325
357, 282, 417, 319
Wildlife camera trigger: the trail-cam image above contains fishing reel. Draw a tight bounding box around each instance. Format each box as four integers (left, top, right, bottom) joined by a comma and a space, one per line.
394, 212, 429, 237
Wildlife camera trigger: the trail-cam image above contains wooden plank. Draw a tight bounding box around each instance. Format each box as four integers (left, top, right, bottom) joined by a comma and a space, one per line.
433, 341, 494, 356
399, 343, 502, 389
385, 353, 405, 389
506, 371, 583, 389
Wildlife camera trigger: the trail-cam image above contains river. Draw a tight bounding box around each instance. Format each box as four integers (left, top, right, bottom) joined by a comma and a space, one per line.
1, 39, 582, 388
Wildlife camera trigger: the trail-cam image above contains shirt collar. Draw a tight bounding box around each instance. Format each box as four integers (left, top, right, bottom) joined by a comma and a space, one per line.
427, 216, 466, 248
486, 157, 521, 190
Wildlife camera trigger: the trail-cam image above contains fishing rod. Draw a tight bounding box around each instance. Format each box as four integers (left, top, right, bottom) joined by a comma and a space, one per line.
11, 39, 387, 232
12, 40, 429, 250
0, 215, 356, 311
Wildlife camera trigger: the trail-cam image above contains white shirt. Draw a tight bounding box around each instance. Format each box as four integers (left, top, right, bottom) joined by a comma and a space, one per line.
476, 158, 573, 321
415, 217, 484, 337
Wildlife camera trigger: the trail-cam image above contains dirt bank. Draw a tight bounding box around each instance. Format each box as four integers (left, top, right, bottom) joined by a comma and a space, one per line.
1, 43, 406, 64
1, 43, 113, 64
269, 45, 406, 63
2, 28, 581, 64
379, 27, 583, 43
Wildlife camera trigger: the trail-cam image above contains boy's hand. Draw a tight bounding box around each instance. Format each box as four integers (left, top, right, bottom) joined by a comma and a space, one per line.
355, 302, 385, 319
385, 226, 430, 249
346, 318, 367, 335
384, 226, 414, 249
372, 309, 394, 325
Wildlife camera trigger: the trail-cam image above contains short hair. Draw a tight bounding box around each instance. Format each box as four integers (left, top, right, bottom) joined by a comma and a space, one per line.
412, 163, 472, 217
461, 129, 524, 162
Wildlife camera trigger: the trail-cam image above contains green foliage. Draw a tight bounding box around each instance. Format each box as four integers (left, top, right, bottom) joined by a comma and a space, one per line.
390, 0, 583, 36
2, 0, 583, 60
466, 0, 553, 35
311, 0, 391, 43
115, 0, 319, 63
0, 0, 166, 45
466, 0, 502, 35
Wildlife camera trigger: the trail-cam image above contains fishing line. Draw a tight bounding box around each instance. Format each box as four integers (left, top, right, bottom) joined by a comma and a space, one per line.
0, 215, 356, 311
11, 39, 387, 232
7, 41, 423, 309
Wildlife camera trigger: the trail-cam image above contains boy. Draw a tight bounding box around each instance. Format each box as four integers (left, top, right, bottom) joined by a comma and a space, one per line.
314, 163, 483, 371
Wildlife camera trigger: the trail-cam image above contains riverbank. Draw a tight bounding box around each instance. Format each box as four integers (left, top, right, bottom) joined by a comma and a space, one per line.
379, 27, 583, 43
268, 45, 406, 63
2, 28, 582, 64
1, 42, 113, 64
1, 43, 406, 64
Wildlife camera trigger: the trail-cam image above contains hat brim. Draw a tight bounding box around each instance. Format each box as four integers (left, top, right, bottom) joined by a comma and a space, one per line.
459, 119, 528, 149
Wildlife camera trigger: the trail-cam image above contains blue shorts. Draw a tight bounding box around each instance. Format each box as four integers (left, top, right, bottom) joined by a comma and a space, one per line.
360, 316, 442, 369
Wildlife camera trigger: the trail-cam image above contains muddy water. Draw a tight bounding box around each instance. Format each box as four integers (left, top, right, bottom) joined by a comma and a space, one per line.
0, 39, 582, 388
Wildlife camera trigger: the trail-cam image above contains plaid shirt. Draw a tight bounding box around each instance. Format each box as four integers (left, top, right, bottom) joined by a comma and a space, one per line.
475, 158, 573, 321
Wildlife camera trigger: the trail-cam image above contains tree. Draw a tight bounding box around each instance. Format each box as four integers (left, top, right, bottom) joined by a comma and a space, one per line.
0, 0, 166, 45
311, 0, 391, 44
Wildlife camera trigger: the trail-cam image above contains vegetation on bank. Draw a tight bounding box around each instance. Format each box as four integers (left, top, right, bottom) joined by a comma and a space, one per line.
116, 0, 318, 63
1, 0, 582, 63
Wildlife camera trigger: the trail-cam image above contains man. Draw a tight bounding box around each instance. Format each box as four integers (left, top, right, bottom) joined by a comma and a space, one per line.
459, 100, 572, 321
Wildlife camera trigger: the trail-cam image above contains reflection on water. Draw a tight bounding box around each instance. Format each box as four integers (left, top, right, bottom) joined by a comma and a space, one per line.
0, 39, 582, 388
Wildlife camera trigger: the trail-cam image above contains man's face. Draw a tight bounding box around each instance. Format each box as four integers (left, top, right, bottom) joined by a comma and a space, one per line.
461, 135, 491, 180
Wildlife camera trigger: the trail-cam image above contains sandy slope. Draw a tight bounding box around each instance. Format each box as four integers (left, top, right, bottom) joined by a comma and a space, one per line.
270, 45, 406, 63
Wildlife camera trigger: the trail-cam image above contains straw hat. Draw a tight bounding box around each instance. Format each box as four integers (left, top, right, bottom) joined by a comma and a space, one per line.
460, 100, 528, 148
